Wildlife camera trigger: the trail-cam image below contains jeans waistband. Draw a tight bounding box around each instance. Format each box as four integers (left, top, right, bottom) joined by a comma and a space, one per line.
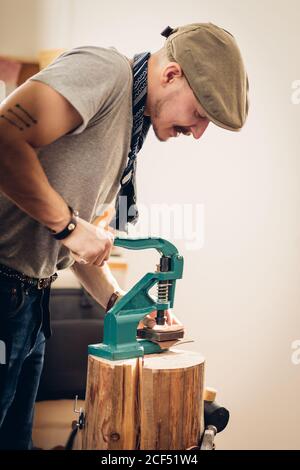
0, 263, 58, 290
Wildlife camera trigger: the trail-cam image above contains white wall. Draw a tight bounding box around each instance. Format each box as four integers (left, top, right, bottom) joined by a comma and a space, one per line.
0, 0, 40, 58
0, 0, 299, 450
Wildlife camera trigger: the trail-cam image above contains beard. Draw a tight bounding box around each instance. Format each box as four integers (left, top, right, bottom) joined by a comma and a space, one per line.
152, 122, 166, 142
150, 96, 171, 142
149, 90, 185, 142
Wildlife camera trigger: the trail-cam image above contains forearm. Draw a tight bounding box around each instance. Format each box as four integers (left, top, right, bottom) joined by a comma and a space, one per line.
0, 138, 70, 231
71, 261, 126, 309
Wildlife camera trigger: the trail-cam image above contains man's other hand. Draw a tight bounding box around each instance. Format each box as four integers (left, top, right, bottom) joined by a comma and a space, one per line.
138, 309, 183, 330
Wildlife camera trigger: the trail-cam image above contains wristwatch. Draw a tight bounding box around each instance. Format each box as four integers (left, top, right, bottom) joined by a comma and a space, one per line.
51, 206, 79, 240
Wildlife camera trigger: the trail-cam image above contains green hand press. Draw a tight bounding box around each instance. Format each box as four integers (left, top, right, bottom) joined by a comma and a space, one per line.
88, 237, 184, 360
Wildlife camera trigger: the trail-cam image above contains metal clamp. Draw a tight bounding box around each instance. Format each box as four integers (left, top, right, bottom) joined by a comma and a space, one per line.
73, 395, 85, 430
200, 425, 217, 450
65, 395, 86, 450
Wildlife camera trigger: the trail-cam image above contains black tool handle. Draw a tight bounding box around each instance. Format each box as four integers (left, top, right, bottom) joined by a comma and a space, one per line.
204, 400, 230, 433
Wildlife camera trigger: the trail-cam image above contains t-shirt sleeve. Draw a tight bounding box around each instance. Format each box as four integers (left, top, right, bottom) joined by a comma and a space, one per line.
29, 46, 130, 135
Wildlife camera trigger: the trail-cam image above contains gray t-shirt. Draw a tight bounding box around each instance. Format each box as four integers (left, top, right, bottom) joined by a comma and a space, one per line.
0, 46, 133, 278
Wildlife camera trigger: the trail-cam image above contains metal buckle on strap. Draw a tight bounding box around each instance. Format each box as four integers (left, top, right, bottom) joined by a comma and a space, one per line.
37, 273, 57, 290
37, 278, 50, 289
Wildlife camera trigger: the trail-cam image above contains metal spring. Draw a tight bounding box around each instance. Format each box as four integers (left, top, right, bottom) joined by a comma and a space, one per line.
157, 282, 171, 303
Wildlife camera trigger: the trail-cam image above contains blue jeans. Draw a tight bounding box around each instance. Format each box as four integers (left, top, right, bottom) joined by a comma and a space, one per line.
0, 277, 50, 450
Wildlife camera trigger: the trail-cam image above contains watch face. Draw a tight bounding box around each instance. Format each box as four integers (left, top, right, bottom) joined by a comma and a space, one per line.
68, 223, 76, 231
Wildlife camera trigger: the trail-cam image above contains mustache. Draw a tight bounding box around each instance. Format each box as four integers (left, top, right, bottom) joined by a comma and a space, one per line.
174, 126, 191, 135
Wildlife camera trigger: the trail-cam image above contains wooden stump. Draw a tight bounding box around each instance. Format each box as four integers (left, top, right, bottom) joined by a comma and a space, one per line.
81, 349, 205, 450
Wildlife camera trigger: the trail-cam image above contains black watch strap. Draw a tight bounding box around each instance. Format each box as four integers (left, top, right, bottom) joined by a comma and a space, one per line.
52, 206, 79, 240
106, 291, 122, 313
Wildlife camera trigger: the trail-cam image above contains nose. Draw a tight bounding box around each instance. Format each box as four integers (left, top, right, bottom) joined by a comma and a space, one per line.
191, 118, 209, 140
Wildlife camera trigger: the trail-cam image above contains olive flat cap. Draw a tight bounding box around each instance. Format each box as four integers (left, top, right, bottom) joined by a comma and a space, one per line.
162, 23, 249, 131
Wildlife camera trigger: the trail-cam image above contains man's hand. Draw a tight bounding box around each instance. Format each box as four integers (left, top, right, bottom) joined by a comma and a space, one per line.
138, 309, 183, 329
62, 217, 114, 267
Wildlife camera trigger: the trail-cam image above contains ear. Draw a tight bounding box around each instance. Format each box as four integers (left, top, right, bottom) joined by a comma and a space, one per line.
160, 62, 183, 85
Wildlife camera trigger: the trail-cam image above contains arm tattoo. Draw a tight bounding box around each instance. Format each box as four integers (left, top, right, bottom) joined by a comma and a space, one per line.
16, 104, 38, 124
0, 103, 38, 132
0, 114, 24, 131
8, 109, 31, 127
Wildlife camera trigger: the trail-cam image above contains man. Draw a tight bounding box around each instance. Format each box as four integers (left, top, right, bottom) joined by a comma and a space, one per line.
0, 23, 248, 449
